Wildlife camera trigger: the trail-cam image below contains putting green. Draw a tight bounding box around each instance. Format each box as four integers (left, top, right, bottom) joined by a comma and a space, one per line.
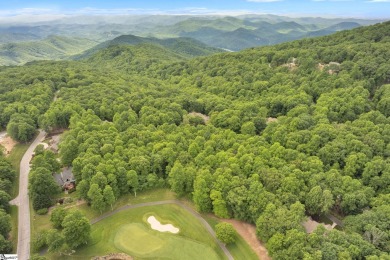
114, 222, 220, 259
66, 204, 226, 260
114, 223, 165, 254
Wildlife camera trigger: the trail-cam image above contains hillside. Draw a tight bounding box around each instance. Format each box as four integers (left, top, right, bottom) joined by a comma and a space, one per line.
0, 15, 381, 55
0, 20, 389, 259
74, 34, 223, 60
177, 19, 370, 50
0, 35, 98, 66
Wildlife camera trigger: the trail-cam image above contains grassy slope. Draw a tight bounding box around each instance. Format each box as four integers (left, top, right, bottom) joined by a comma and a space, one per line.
65, 204, 225, 260
6, 140, 31, 253
38, 189, 256, 259
205, 216, 258, 260
10, 205, 18, 253
7, 142, 30, 198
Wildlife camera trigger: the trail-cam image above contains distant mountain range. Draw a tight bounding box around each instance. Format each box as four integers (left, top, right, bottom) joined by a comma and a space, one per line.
74, 35, 223, 60
162, 18, 363, 50
0, 14, 384, 65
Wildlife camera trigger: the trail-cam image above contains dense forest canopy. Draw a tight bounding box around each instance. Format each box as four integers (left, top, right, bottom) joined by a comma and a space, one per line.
1, 21, 389, 258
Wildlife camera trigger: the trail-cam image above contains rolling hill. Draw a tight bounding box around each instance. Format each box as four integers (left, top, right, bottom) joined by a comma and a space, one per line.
0, 36, 98, 66
0, 14, 382, 57
74, 34, 224, 60
0, 17, 389, 260
179, 20, 369, 51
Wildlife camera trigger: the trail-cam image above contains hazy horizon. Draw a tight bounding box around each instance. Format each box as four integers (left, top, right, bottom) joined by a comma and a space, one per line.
0, 0, 389, 25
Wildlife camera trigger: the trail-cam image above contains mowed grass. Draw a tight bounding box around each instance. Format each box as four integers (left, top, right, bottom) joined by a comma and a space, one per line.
7, 142, 30, 198
75, 188, 176, 220
55, 204, 226, 260
10, 205, 18, 253
31, 189, 177, 253
6, 138, 32, 253
205, 216, 258, 260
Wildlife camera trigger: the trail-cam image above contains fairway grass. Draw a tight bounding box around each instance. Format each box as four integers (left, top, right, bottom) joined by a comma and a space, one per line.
59, 204, 226, 260
205, 215, 258, 260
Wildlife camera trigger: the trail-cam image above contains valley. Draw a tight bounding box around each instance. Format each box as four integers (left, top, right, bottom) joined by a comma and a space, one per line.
0, 14, 383, 65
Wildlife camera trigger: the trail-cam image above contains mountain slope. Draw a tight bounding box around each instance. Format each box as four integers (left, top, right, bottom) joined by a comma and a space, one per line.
0, 19, 389, 260
179, 19, 364, 51
74, 34, 223, 60
0, 36, 98, 66
305, 22, 362, 38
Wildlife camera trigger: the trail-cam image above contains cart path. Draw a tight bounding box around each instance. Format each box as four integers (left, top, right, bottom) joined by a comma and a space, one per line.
91, 200, 234, 260
10, 130, 46, 260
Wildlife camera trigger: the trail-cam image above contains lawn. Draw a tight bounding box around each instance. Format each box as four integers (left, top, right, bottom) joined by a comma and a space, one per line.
52, 203, 226, 260
40, 189, 257, 259
205, 216, 258, 260
10, 205, 18, 253
7, 142, 30, 198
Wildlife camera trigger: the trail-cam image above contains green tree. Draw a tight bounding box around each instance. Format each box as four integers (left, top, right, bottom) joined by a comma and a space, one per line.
103, 185, 115, 211
0, 233, 12, 253
0, 209, 11, 238
46, 229, 65, 253
210, 190, 230, 218
215, 222, 236, 244
62, 210, 91, 249
193, 171, 212, 212
306, 186, 334, 215
60, 139, 79, 166
240, 121, 256, 135
126, 170, 139, 197
87, 184, 105, 213
256, 202, 305, 242
50, 207, 66, 229
6, 113, 36, 142
29, 167, 60, 210
168, 162, 195, 196
0, 190, 10, 212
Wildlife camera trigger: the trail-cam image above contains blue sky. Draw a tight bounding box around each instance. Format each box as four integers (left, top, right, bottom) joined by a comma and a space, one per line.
0, 0, 389, 19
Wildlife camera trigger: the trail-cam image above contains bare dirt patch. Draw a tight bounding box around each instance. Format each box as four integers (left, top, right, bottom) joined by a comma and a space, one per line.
303, 217, 335, 234
48, 199, 86, 214
48, 134, 60, 152
0, 136, 18, 155
189, 112, 210, 123
223, 219, 271, 260
267, 117, 278, 124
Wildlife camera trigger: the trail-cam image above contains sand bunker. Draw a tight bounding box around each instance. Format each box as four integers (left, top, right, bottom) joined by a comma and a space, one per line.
147, 216, 179, 234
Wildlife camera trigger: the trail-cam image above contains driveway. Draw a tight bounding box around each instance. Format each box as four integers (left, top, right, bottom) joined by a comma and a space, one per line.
10, 130, 46, 260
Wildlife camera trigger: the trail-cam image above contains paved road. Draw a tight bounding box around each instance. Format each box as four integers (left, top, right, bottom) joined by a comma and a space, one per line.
10, 130, 46, 260
91, 200, 234, 260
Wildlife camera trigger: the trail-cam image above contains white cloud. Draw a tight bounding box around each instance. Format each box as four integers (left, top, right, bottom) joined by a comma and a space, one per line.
0, 8, 57, 16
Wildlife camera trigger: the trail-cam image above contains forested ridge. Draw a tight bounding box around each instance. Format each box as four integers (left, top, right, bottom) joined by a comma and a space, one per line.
1, 21, 390, 258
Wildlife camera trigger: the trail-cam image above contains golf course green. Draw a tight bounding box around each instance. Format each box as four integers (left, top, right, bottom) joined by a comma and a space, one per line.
68, 203, 226, 259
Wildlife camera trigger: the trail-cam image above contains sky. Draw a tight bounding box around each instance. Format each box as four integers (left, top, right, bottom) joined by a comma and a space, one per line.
0, 0, 389, 20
